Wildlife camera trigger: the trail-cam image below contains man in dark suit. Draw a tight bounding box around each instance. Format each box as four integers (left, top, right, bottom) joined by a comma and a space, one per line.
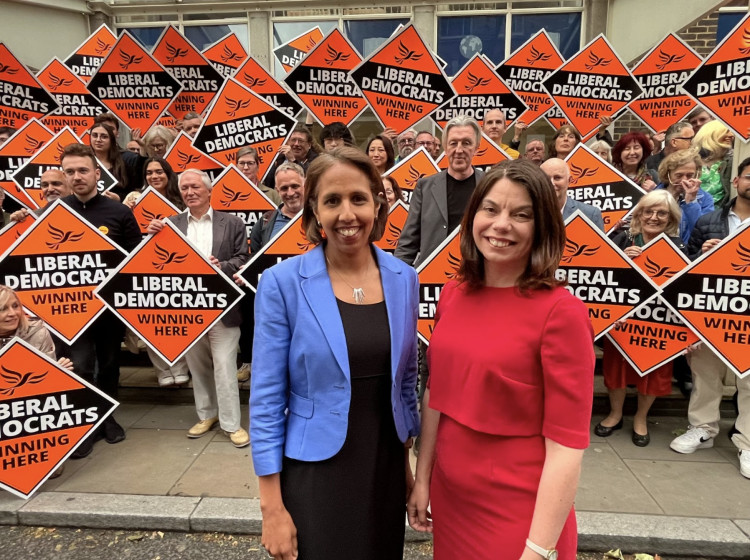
541, 158, 605, 230
148, 169, 250, 447
395, 115, 485, 266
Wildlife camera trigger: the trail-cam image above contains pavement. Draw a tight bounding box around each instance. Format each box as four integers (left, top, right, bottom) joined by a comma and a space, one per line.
1, 360, 750, 558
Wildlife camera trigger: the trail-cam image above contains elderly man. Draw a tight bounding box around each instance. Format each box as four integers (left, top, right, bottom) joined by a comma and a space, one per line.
415, 131, 437, 159
524, 140, 546, 165
266, 124, 318, 190
182, 111, 202, 138
11, 169, 71, 222
396, 128, 417, 161
541, 158, 605, 230
482, 109, 520, 159
645, 121, 695, 174
148, 169, 250, 447
396, 115, 484, 266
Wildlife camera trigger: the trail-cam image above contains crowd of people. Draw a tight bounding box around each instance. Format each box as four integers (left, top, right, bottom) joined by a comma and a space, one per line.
0, 102, 747, 560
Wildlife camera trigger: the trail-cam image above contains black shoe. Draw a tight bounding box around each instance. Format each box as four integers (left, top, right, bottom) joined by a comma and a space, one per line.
103, 416, 126, 444
71, 434, 96, 459
677, 379, 693, 398
729, 423, 739, 441
594, 418, 623, 437
632, 430, 650, 447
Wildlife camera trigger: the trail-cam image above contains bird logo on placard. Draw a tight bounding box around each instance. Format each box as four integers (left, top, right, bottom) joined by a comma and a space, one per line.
46, 72, 73, 91
395, 41, 422, 65
655, 50, 685, 71
24, 135, 44, 154
562, 239, 599, 263
296, 225, 314, 252
731, 242, 750, 272
139, 208, 165, 229
95, 37, 112, 55
242, 72, 266, 88
119, 50, 143, 69
305, 36, 317, 50
152, 243, 188, 271
45, 224, 84, 250
221, 45, 243, 63
324, 45, 350, 66
0, 64, 18, 74
225, 97, 251, 117
385, 221, 402, 247
475, 147, 487, 158
177, 150, 200, 166
643, 256, 676, 279
404, 165, 425, 188
55, 143, 65, 157
444, 252, 461, 279
526, 45, 551, 66
585, 51, 611, 71
220, 184, 252, 207
165, 42, 189, 63
464, 72, 491, 93
740, 28, 750, 55
569, 163, 597, 185
0, 366, 46, 396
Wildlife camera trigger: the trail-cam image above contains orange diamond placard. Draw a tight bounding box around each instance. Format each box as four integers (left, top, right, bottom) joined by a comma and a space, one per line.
273, 27, 324, 74
131, 186, 180, 234
96, 220, 244, 365
164, 131, 224, 182
0, 43, 58, 129
436, 132, 511, 173
0, 215, 35, 255
234, 56, 302, 119
661, 222, 750, 377
557, 211, 657, 340
0, 338, 118, 499
607, 234, 699, 375
63, 24, 117, 83
496, 30, 565, 127
384, 147, 440, 205
374, 200, 409, 254
202, 32, 248, 79
0, 119, 53, 209
415, 227, 461, 345
0, 200, 127, 343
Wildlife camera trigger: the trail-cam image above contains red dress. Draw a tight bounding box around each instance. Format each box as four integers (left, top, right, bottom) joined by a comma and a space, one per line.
427, 282, 595, 560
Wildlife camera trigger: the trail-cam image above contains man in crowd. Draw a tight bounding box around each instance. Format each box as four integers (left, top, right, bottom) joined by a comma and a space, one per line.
482, 109, 520, 159
182, 111, 202, 138
415, 131, 438, 160
524, 139, 546, 165
266, 124, 318, 189
148, 169, 250, 447
236, 146, 282, 206
59, 143, 141, 458
319, 122, 354, 152
396, 115, 483, 266
687, 106, 714, 133
541, 158, 605, 230
645, 121, 694, 174
0, 127, 15, 146
10, 169, 70, 222
396, 128, 417, 161
669, 157, 750, 479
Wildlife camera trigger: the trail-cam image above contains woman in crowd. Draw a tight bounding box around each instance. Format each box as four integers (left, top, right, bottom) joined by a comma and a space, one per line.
408, 160, 594, 559
693, 120, 734, 208
366, 134, 395, 175
251, 147, 420, 560
590, 139, 612, 163
89, 122, 130, 200
141, 157, 185, 210
613, 131, 657, 191
382, 175, 404, 207
142, 125, 176, 159
597, 190, 686, 446
655, 149, 713, 244
548, 124, 581, 160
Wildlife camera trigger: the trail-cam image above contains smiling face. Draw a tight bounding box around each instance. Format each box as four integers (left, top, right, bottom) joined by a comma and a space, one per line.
145, 161, 168, 192
621, 140, 644, 171
313, 162, 379, 260
0, 293, 22, 336
275, 169, 304, 216
368, 139, 387, 171
638, 202, 670, 241
289, 132, 311, 160
472, 177, 534, 285
40, 169, 70, 203
179, 171, 211, 215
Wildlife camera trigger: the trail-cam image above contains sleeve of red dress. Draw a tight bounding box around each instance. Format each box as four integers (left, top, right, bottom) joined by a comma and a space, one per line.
540, 294, 595, 449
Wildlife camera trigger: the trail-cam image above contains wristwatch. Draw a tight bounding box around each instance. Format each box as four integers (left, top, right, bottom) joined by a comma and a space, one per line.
525, 538, 558, 560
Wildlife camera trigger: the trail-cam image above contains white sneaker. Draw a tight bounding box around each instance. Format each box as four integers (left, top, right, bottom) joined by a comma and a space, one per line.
740, 450, 750, 479
670, 426, 714, 454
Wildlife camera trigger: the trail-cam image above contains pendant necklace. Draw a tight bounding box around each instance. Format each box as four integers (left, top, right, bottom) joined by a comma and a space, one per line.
326, 255, 370, 304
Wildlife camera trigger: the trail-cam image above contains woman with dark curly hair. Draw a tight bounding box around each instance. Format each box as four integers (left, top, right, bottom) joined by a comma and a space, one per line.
140, 157, 185, 210
612, 131, 658, 191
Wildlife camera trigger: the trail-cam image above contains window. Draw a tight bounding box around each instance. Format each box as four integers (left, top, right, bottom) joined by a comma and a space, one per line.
437, 15, 506, 76
717, 11, 746, 43
510, 13, 581, 60
122, 27, 165, 50
184, 24, 249, 52
272, 20, 339, 76
344, 19, 409, 58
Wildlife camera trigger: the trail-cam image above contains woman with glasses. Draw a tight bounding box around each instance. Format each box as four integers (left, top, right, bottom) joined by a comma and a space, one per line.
655, 149, 714, 243
596, 190, 687, 446
236, 146, 282, 206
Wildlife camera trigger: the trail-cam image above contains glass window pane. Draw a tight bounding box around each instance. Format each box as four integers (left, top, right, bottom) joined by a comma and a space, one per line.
272, 21, 339, 77
344, 19, 409, 58
184, 24, 249, 52
183, 13, 246, 21
717, 12, 746, 43
510, 13, 581, 60
437, 15, 506, 77
121, 27, 164, 50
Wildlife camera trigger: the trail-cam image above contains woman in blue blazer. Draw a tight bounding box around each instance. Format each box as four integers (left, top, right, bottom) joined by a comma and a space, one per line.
250, 147, 420, 560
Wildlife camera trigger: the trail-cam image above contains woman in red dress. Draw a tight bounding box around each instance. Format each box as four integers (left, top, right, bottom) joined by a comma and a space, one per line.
407, 160, 595, 560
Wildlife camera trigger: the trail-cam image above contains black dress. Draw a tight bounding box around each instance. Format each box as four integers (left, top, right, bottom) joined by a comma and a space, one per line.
281, 299, 406, 559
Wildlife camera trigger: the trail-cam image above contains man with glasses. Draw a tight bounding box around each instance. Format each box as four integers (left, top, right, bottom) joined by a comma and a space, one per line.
523, 140, 546, 165
266, 124, 318, 190
415, 131, 439, 160
396, 128, 417, 161
236, 146, 282, 206
646, 121, 695, 175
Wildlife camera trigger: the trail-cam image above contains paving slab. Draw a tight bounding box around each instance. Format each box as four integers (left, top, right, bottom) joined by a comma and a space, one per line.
735, 519, 750, 539
0, 493, 25, 525
576, 443, 662, 514
190, 497, 262, 533
170, 441, 258, 499
131, 403, 201, 431
577, 511, 750, 558
54, 429, 211, 495
19, 492, 200, 531
625, 458, 750, 518
111, 402, 154, 430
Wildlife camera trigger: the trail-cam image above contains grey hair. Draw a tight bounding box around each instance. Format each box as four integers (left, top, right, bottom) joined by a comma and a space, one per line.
275, 161, 305, 179
443, 114, 481, 148
397, 128, 417, 140
665, 121, 692, 141
179, 168, 212, 191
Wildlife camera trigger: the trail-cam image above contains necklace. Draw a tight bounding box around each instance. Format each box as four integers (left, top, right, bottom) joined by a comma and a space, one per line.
326, 255, 370, 304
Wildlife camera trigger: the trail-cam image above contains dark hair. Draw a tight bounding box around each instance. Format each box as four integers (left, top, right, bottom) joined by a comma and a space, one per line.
143, 157, 184, 210
302, 147, 388, 245
612, 131, 652, 170
548, 125, 581, 158
89, 122, 128, 190
0, 126, 16, 137
383, 175, 404, 204
365, 134, 395, 171
738, 156, 750, 177
60, 143, 98, 168
457, 159, 566, 292
93, 112, 120, 134
291, 123, 313, 144
320, 122, 354, 146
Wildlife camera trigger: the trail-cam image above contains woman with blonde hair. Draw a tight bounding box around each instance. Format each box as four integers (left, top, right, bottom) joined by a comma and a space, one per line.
693, 120, 734, 208
596, 190, 686, 446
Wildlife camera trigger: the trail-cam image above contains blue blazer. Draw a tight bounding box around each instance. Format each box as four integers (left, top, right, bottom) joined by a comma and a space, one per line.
250, 244, 420, 476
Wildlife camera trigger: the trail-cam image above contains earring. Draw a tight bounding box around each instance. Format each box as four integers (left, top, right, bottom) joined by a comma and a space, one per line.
317, 221, 321, 227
